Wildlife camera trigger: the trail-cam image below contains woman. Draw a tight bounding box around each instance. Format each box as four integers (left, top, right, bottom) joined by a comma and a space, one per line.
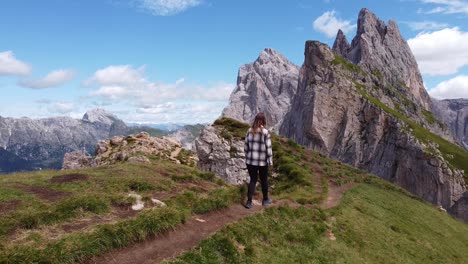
244, 112, 273, 209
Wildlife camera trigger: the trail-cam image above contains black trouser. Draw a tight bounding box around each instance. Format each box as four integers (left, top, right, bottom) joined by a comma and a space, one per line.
247, 164, 269, 202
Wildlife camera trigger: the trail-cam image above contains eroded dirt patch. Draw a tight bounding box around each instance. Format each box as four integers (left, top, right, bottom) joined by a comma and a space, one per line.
50, 173, 89, 184
0, 200, 21, 216
15, 184, 70, 202
88, 203, 263, 264
321, 181, 356, 209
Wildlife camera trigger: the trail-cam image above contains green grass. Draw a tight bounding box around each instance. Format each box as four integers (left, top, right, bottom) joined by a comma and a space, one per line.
315, 184, 468, 263
332, 55, 365, 75
166, 206, 327, 264
270, 135, 322, 204
176, 148, 196, 167
2, 117, 467, 263
213, 117, 250, 139
2, 207, 185, 263
0, 158, 241, 263
168, 181, 468, 264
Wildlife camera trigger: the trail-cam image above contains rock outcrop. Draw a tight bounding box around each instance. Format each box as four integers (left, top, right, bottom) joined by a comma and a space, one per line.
335, 8, 432, 110
332, 29, 350, 56
168, 124, 205, 151
195, 125, 248, 185
62, 151, 92, 170
449, 191, 468, 222
62, 132, 196, 169
432, 98, 468, 150
222, 48, 299, 131
279, 39, 466, 218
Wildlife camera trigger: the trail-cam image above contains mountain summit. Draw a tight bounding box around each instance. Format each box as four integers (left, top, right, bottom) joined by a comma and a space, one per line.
82, 108, 118, 126
221, 48, 299, 131
334, 8, 431, 110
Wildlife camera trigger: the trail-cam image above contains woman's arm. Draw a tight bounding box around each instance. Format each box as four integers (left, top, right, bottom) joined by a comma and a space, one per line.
265, 131, 273, 166
244, 130, 249, 158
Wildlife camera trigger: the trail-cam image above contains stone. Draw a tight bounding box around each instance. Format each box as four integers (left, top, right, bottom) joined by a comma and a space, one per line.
127, 155, 150, 164
62, 151, 92, 170
431, 98, 468, 150
151, 198, 167, 208
221, 48, 299, 132
338, 8, 432, 110
195, 125, 249, 185
332, 29, 350, 57
128, 193, 144, 211
449, 191, 468, 222
110, 136, 124, 146
63, 131, 193, 169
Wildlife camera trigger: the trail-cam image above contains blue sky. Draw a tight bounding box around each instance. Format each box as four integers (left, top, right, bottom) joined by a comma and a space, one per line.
1, 0, 468, 124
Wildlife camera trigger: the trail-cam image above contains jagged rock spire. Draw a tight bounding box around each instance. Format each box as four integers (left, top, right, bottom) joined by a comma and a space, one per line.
222, 48, 299, 131
332, 29, 350, 57
337, 8, 431, 110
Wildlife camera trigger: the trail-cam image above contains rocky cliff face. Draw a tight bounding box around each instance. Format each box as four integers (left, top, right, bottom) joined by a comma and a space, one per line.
279, 39, 466, 219
280, 41, 465, 212
432, 98, 468, 150
195, 125, 248, 185
222, 48, 299, 131
334, 8, 432, 111
0, 109, 152, 172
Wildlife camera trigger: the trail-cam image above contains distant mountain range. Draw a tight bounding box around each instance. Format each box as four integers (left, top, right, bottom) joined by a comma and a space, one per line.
0, 109, 203, 173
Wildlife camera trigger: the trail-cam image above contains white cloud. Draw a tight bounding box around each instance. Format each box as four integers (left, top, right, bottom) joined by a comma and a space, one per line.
404, 21, 449, 31
86, 65, 234, 105
136, 0, 201, 16
48, 101, 75, 114
129, 101, 225, 123
84, 65, 145, 86
313, 10, 356, 38
419, 0, 468, 14
429, 75, 468, 99
0, 51, 31, 76
19, 69, 75, 89
408, 27, 468, 75
84, 65, 234, 124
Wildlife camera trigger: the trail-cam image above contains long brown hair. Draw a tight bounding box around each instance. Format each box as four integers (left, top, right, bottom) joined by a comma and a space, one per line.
251, 112, 266, 135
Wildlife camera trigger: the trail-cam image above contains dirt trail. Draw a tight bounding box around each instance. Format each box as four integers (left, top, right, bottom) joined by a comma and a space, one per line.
321, 181, 356, 209
87, 180, 356, 264
88, 203, 262, 264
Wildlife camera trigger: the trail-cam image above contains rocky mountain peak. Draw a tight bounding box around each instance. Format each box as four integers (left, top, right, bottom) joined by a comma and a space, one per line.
82, 108, 117, 126
256, 48, 289, 65
222, 48, 299, 131
332, 29, 350, 57
337, 8, 431, 110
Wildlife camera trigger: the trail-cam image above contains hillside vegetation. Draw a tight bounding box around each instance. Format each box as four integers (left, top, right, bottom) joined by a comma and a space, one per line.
0, 118, 467, 263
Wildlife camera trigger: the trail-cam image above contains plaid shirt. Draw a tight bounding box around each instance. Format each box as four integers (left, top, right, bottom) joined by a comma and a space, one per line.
244, 127, 273, 166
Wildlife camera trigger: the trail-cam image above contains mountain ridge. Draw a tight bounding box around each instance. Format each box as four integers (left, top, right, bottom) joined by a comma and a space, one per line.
222, 8, 468, 221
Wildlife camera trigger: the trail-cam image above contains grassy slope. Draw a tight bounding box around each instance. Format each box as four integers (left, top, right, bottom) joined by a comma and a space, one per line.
167, 118, 468, 264
168, 182, 468, 264
0, 159, 240, 263
1, 117, 467, 263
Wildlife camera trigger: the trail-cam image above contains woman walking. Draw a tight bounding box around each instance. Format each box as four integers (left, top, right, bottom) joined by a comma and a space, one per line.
244, 112, 273, 209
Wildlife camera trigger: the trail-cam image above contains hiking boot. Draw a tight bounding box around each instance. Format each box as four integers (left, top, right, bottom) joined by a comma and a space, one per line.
262, 199, 272, 206
245, 200, 253, 209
